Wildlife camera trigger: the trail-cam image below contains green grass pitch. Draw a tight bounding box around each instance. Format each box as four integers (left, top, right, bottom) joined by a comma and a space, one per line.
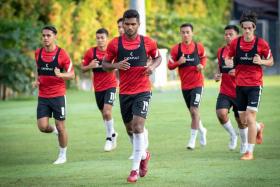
0, 76, 280, 186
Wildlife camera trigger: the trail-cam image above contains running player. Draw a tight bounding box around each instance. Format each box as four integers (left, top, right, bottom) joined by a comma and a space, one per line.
214, 25, 248, 153
225, 10, 274, 160
33, 25, 75, 164
168, 23, 207, 150
103, 9, 162, 183
81, 28, 118, 152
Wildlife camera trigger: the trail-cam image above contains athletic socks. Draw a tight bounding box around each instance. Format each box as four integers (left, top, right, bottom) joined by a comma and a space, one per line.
223, 120, 236, 137
239, 127, 248, 144
104, 119, 115, 138
198, 120, 205, 133
132, 133, 145, 171
190, 129, 198, 142
247, 143, 255, 153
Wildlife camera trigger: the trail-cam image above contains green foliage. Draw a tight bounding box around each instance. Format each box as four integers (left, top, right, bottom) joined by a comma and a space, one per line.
0, 0, 232, 96
0, 19, 41, 93
146, 0, 232, 78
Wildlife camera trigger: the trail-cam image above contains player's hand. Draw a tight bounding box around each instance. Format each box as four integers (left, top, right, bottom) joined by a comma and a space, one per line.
228, 69, 235, 76
88, 59, 100, 68
196, 64, 204, 71
116, 58, 130, 70
253, 54, 262, 65
178, 54, 186, 64
214, 73, 221, 82
54, 67, 62, 78
225, 58, 234, 68
32, 80, 40, 88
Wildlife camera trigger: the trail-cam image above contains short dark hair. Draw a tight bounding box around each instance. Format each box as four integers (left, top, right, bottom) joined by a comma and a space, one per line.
96, 28, 109, 36
42, 25, 57, 35
224, 25, 239, 34
123, 9, 140, 22
117, 18, 123, 24
180, 23, 193, 31
240, 10, 257, 26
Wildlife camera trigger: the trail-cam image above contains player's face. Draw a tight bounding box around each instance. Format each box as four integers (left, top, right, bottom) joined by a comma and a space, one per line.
241, 21, 255, 39
123, 18, 139, 38
96, 33, 107, 48
224, 29, 238, 44
180, 26, 193, 43
42, 29, 56, 47
118, 21, 124, 35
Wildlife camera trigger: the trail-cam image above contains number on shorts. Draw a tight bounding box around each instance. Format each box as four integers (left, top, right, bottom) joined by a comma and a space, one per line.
142, 101, 149, 112
110, 92, 115, 101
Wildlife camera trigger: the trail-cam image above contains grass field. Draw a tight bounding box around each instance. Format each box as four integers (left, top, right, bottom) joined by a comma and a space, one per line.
1, 76, 280, 187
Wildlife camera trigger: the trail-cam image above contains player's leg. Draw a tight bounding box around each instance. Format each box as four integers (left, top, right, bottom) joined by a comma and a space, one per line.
37, 97, 58, 134
127, 92, 151, 182
102, 88, 117, 151
216, 94, 238, 150
52, 96, 67, 164
233, 100, 248, 153
241, 86, 262, 160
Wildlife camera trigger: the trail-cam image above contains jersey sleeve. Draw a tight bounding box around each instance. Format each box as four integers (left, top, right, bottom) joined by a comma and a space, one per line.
82, 48, 93, 66
197, 42, 207, 67
59, 49, 74, 73
168, 44, 180, 70
104, 38, 118, 63
34, 48, 40, 66
259, 38, 273, 59
145, 37, 160, 59
216, 48, 222, 65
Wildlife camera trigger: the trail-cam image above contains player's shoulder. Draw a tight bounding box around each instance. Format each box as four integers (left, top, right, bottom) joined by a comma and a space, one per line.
257, 36, 269, 46
195, 41, 205, 49
35, 47, 42, 55
58, 47, 70, 59
143, 35, 157, 44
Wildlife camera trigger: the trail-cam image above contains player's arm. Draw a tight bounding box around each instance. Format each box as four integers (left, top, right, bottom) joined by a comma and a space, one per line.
55, 50, 75, 80
81, 59, 100, 73
168, 45, 183, 70
32, 51, 40, 88
81, 49, 101, 73
102, 40, 130, 71
253, 41, 274, 66
197, 43, 206, 71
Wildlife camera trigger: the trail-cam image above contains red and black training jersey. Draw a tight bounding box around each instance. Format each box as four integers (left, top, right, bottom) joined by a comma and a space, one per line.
35, 46, 74, 98
82, 47, 117, 92
105, 34, 160, 94
228, 36, 272, 86
168, 41, 207, 90
217, 45, 236, 98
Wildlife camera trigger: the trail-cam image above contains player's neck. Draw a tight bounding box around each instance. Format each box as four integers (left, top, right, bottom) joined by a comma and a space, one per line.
125, 33, 138, 40
44, 44, 56, 52
97, 45, 106, 51
244, 35, 254, 42
183, 40, 192, 45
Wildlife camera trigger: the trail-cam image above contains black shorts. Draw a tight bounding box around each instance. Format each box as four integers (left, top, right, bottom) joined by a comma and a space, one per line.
94, 87, 116, 110
236, 86, 262, 112
182, 87, 203, 109
216, 93, 239, 118
37, 96, 66, 121
119, 92, 152, 124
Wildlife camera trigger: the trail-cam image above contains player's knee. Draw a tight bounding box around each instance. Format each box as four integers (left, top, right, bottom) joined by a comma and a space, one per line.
38, 126, 48, 133
37, 122, 48, 133
216, 111, 228, 123
190, 107, 199, 118
102, 109, 112, 120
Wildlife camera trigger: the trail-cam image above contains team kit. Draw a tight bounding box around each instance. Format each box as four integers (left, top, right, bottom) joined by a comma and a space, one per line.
33, 9, 274, 183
